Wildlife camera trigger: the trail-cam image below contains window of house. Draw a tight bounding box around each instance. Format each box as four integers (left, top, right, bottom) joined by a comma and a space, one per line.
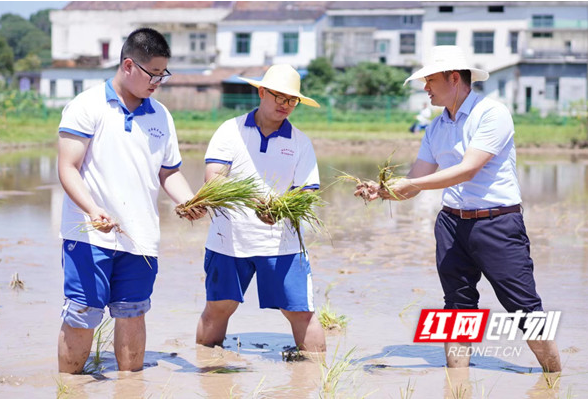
565, 40, 572, 53
473, 31, 494, 54
282, 32, 299, 54
439, 6, 453, 13
101, 42, 109, 60
498, 80, 506, 97
400, 33, 416, 54
190, 33, 207, 53
73, 80, 83, 96
435, 31, 456, 46
545, 78, 559, 100
49, 80, 56, 98
375, 39, 389, 54
532, 15, 554, 28
532, 32, 553, 38
473, 81, 484, 93
235, 33, 251, 54
488, 5, 504, 13
402, 15, 416, 26
509, 31, 519, 53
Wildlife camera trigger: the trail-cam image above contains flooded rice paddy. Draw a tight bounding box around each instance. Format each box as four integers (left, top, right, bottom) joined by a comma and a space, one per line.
1, 146, 588, 398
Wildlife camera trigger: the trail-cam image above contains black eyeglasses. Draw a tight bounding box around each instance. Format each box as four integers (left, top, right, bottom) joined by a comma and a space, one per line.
266, 89, 300, 107
128, 58, 172, 84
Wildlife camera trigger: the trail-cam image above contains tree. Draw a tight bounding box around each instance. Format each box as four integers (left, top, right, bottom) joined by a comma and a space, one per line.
30, 9, 52, 35
14, 53, 41, 72
333, 62, 410, 99
301, 57, 336, 97
0, 36, 14, 76
0, 13, 50, 61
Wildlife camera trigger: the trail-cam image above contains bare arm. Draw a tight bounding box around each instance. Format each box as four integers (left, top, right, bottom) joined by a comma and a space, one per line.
388, 147, 494, 199
57, 132, 115, 232
204, 162, 229, 182
160, 167, 208, 221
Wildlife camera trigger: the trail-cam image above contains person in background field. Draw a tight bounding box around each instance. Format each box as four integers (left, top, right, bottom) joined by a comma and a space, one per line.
357, 45, 561, 372
195, 64, 326, 354
57, 28, 202, 374
409, 102, 432, 135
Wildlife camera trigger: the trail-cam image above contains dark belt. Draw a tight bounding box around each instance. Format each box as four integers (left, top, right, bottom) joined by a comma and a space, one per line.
442, 204, 522, 219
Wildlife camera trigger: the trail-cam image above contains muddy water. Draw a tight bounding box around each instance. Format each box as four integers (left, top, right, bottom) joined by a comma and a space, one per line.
1, 147, 588, 399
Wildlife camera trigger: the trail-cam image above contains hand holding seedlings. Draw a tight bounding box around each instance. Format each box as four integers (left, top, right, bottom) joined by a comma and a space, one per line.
175, 174, 262, 219
175, 203, 207, 221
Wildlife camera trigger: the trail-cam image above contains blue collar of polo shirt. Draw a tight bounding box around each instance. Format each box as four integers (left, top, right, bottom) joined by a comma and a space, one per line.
442, 90, 478, 123
105, 78, 156, 132
245, 108, 292, 153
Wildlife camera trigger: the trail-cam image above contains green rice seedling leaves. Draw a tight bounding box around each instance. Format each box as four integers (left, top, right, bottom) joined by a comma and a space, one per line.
377, 154, 403, 200
176, 173, 263, 219
400, 378, 416, 399
83, 317, 114, 375
319, 346, 373, 399
318, 301, 348, 332
255, 186, 326, 253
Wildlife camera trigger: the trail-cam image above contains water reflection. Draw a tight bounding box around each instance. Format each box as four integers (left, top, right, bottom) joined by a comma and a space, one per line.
2, 148, 588, 235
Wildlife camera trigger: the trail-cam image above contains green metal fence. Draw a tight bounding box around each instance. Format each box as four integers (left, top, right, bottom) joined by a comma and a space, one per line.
217, 93, 413, 124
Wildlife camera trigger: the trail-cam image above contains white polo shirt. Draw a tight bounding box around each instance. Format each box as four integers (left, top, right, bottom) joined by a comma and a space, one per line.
59, 79, 182, 257
417, 91, 522, 209
204, 109, 320, 257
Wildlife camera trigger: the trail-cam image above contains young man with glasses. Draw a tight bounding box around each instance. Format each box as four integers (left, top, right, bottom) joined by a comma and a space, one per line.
193, 64, 327, 354
57, 28, 201, 373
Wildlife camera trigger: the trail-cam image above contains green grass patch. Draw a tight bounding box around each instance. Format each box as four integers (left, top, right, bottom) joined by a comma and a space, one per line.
1, 109, 585, 148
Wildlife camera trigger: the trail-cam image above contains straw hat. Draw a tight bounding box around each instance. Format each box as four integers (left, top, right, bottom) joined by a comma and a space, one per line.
404, 45, 489, 86
239, 64, 320, 108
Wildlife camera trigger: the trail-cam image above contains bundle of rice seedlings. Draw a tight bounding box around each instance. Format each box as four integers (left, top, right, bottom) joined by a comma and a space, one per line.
175, 174, 263, 219
335, 154, 403, 201
76, 215, 153, 269
255, 186, 326, 253
377, 155, 403, 200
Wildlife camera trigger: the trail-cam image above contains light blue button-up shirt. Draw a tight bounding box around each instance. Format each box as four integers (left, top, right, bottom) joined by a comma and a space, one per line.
417, 91, 521, 209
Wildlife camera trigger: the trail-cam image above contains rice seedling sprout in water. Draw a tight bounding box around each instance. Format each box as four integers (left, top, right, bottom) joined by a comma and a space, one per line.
318, 301, 348, 332
83, 317, 114, 375
10, 272, 24, 291
176, 173, 263, 219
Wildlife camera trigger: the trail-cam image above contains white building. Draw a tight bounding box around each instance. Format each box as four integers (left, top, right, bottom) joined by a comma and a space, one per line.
418, 1, 588, 115
42, 1, 587, 114
216, 2, 327, 68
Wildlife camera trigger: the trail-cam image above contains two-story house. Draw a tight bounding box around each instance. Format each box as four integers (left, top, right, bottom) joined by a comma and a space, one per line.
42, 1, 587, 114
419, 1, 588, 115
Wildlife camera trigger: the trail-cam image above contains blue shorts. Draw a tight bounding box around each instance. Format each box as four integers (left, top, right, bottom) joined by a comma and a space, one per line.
61, 240, 158, 329
203, 249, 315, 312
435, 210, 543, 319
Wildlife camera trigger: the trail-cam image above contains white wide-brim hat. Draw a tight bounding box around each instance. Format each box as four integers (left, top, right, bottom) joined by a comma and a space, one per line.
404, 45, 489, 86
239, 64, 320, 108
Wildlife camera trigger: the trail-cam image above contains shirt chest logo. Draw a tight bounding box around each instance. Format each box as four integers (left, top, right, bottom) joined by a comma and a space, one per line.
148, 127, 164, 139
281, 148, 294, 156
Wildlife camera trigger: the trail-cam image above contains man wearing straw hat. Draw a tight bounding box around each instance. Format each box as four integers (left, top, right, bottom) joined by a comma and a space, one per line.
358, 46, 561, 372
195, 64, 326, 353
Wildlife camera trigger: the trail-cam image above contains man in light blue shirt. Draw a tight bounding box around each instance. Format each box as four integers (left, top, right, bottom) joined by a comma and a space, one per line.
359, 46, 561, 372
